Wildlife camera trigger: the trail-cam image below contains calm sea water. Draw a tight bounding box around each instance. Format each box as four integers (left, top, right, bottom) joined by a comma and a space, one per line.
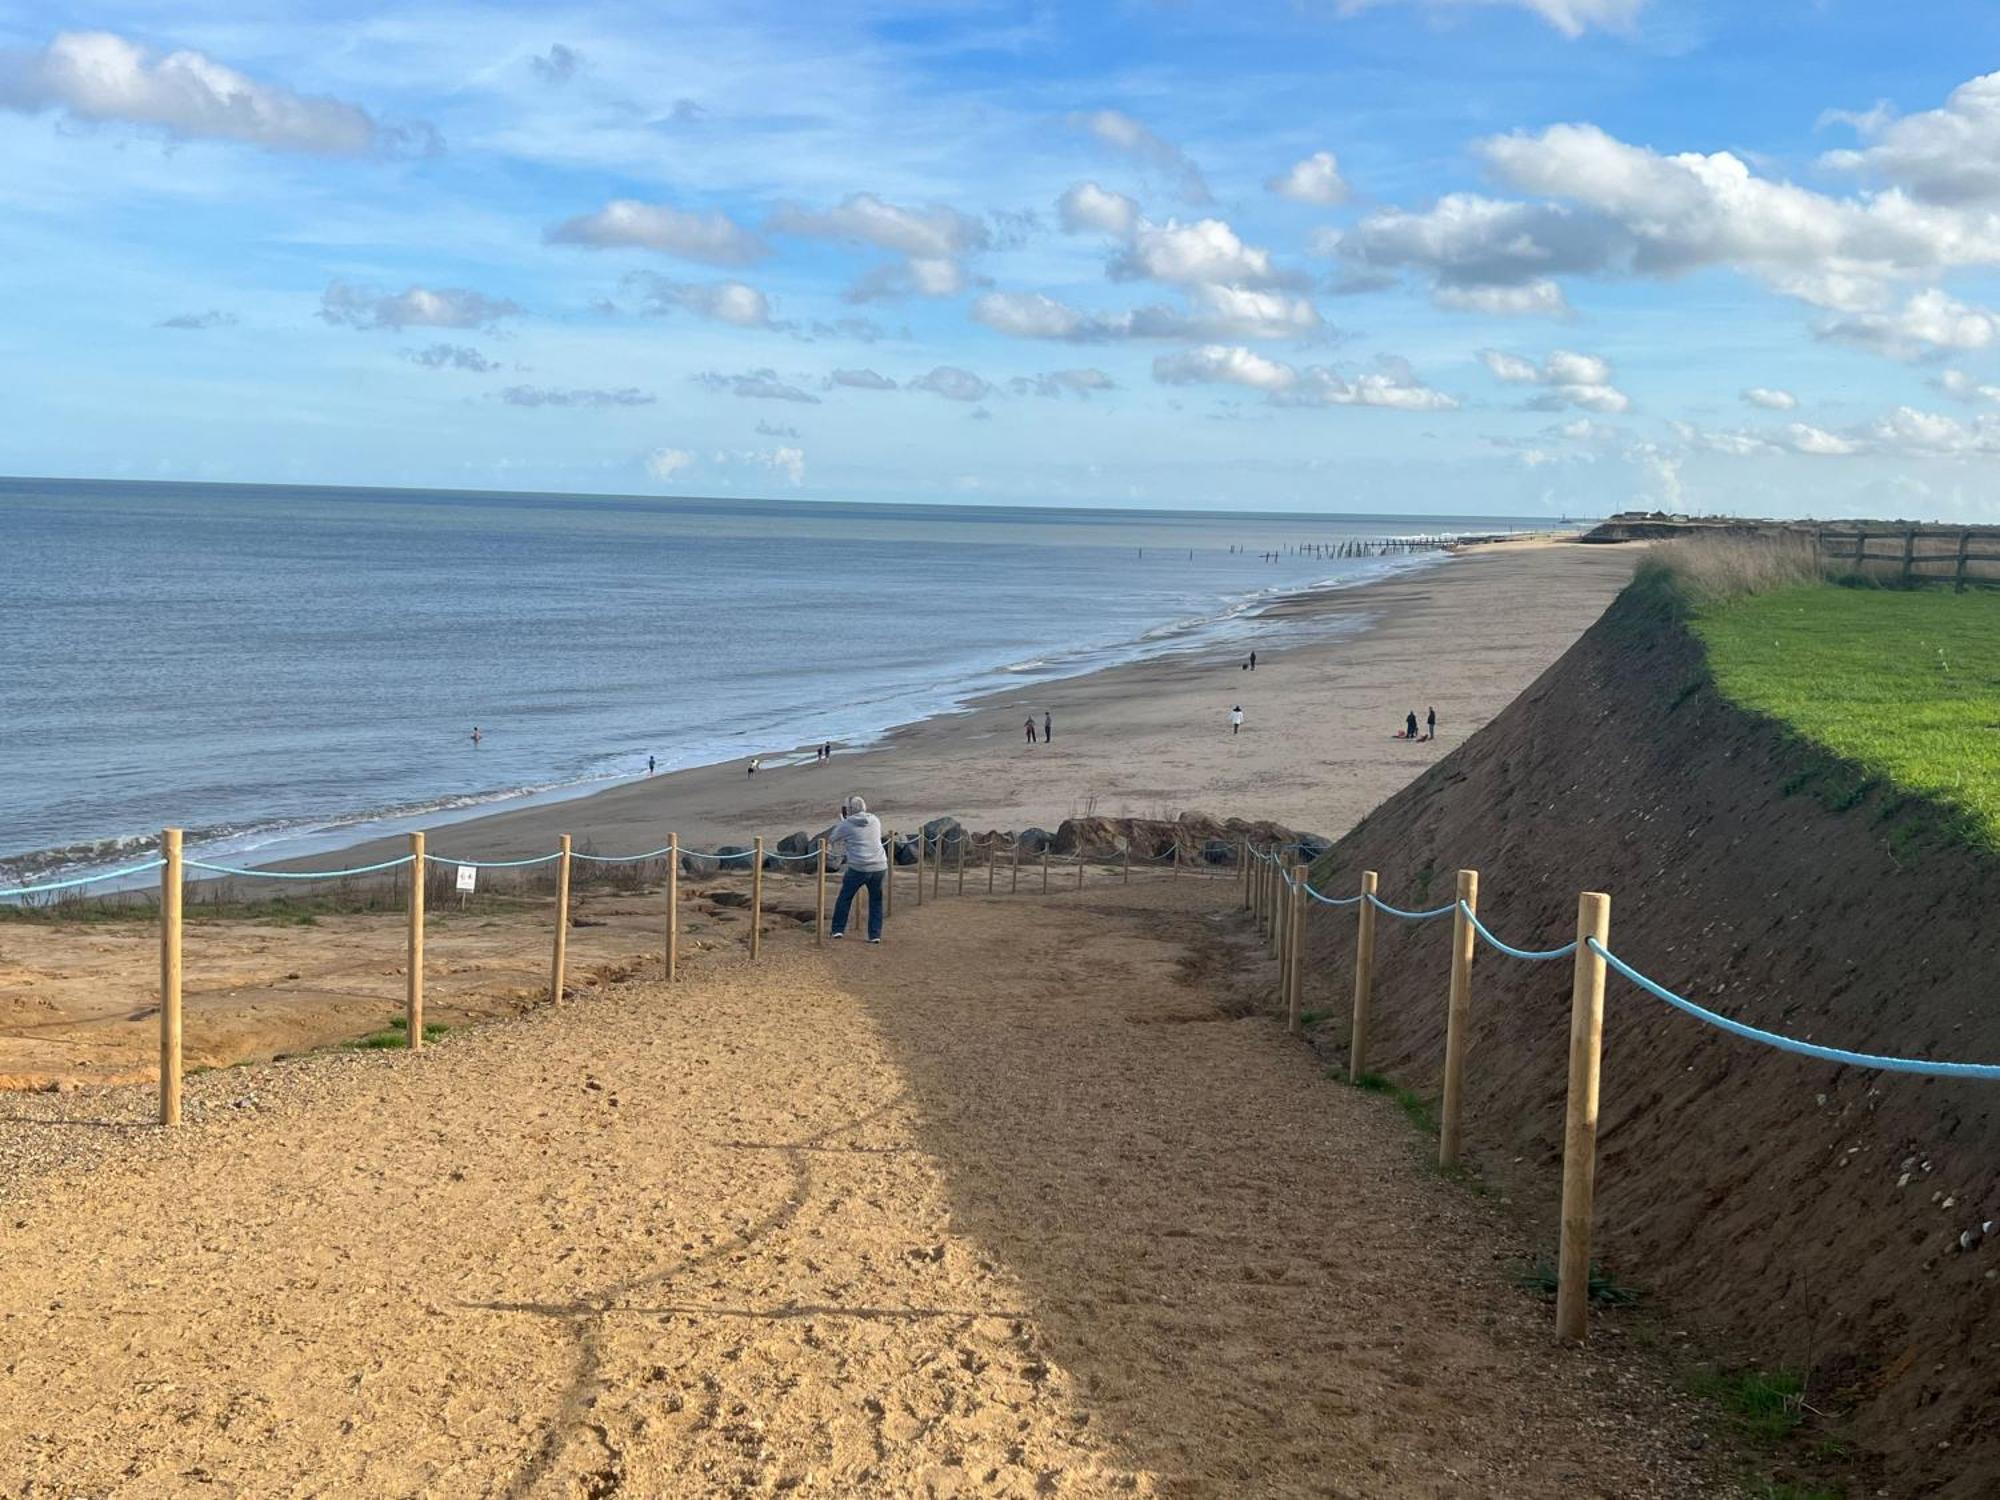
0, 478, 1546, 874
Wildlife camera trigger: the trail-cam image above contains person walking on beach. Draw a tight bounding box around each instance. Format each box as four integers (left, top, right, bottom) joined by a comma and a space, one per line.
1230, 705, 1243, 735
1043, 711, 1052, 744
827, 795, 889, 943
648, 755, 655, 775
747, 756, 761, 775
1248, 651, 1257, 672
1024, 716, 1037, 745
1426, 707, 1436, 741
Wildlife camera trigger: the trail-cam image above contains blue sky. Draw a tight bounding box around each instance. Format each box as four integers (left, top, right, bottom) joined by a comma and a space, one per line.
5, 1, 2000, 516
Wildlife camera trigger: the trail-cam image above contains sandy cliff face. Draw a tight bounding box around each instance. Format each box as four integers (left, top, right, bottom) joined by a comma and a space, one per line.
1303, 586, 2000, 1498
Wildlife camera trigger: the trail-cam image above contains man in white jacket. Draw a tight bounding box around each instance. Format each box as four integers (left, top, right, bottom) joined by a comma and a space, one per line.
826, 795, 889, 943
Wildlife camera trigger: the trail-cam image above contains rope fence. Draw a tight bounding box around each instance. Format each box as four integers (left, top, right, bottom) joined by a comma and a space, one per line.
1242, 844, 2000, 1345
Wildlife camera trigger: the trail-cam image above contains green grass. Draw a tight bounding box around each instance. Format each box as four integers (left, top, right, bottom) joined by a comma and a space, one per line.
346, 1016, 450, 1050
1513, 1257, 1642, 1307
1691, 585, 2000, 854
1690, 1367, 1810, 1444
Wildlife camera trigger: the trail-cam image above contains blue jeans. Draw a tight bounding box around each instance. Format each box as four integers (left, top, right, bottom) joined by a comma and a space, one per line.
831, 866, 885, 940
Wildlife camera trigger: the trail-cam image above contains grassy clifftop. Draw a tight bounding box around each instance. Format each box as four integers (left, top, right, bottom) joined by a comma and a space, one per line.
1692, 586, 2000, 854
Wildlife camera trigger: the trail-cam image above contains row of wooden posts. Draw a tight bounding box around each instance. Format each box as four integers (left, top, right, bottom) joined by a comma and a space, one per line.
1244, 847, 1610, 1345
151, 826, 1208, 1129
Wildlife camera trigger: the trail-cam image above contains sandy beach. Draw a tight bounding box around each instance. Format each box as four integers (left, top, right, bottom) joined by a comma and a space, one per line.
310, 538, 1640, 867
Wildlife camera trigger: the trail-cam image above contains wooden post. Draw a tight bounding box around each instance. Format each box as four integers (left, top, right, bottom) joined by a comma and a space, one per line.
1438, 869, 1479, 1169
1853, 528, 1866, 572
1172, 839, 1181, 879
751, 836, 765, 959
988, 838, 997, 895
957, 835, 965, 895
1956, 530, 1971, 592
550, 835, 572, 1003
1349, 871, 1378, 1082
1902, 527, 1917, 585
1269, 858, 1285, 960
1123, 843, 1131, 884
1557, 891, 1612, 1343
1041, 846, 1050, 893
1286, 861, 1307, 1032
885, 833, 895, 917
934, 834, 944, 899
158, 827, 183, 1127
1239, 839, 1249, 905
815, 838, 827, 945
914, 828, 925, 907
1076, 849, 1085, 891
1011, 839, 1020, 893
407, 831, 425, 1050
666, 833, 679, 981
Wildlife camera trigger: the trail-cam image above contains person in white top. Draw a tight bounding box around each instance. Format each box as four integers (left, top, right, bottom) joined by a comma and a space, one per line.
1229, 705, 1244, 735
826, 795, 889, 943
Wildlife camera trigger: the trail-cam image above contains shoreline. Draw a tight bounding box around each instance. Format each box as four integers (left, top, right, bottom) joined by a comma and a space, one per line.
276, 534, 1636, 871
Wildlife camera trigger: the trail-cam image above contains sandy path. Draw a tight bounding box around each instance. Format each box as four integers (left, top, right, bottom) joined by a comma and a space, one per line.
0, 877, 1713, 1498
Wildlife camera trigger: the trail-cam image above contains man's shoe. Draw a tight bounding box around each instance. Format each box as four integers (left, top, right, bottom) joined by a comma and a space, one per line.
867, 937, 882, 944
830, 931, 844, 940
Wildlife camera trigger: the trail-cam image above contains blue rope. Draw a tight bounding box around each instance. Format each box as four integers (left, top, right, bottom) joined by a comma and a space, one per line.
0, 857, 169, 898
1460, 902, 1578, 961
1304, 881, 1362, 907
570, 847, 675, 864
1366, 891, 1456, 922
1588, 938, 2000, 1081
425, 852, 564, 869
185, 855, 415, 880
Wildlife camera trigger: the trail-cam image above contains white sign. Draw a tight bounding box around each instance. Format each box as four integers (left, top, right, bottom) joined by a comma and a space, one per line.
455, 864, 478, 894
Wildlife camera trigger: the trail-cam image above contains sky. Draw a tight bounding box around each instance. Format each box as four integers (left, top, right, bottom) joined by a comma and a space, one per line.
5, 2, 2000, 516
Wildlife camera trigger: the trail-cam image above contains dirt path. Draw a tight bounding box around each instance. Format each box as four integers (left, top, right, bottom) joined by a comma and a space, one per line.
0, 878, 1718, 1498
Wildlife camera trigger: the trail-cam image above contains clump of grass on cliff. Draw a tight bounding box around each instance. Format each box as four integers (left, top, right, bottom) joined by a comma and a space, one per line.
1646, 537, 2000, 855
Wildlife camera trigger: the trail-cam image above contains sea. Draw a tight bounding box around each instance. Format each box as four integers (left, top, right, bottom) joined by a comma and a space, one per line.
0, 477, 1552, 879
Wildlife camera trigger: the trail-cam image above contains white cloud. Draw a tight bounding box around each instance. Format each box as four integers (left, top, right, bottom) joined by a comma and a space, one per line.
1072, 109, 1211, 204
827, 368, 897, 391
769, 193, 988, 301
319, 282, 520, 332
1431, 280, 1569, 317
1111, 217, 1292, 288
1820, 72, 2000, 206
1332, 193, 1619, 290
1784, 422, 1864, 456
1741, 386, 1798, 411
1058, 182, 1140, 238
645, 447, 695, 481
0, 30, 436, 156
1479, 347, 1629, 412
1816, 289, 2000, 362
502, 386, 653, 409
909, 365, 994, 402
404, 343, 497, 372
1931, 368, 2000, 404
695, 369, 820, 403
158, 309, 238, 331
1154, 345, 1457, 409
1010, 369, 1115, 398
1268, 151, 1349, 206
634, 277, 773, 327
760, 446, 807, 486
972, 284, 1321, 342
1331, 0, 1648, 38
548, 200, 768, 266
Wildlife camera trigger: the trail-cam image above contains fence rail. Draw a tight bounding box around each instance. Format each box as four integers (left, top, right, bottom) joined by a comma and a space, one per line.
1811, 524, 2000, 590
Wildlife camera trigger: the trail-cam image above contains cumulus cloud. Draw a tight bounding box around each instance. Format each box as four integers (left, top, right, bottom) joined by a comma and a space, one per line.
319, 281, 520, 332
0, 30, 438, 156
1431, 280, 1568, 317
695, 369, 820, 403
1479, 347, 1630, 412
547, 201, 768, 266
1268, 151, 1349, 206
1931, 368, 2000, 404
1815, 289, 2000, 361
971, 284, 1320, 343
769, 192, 988, 300
826, 368, 898, 391
645, 447, 695, 481
806, 316, 889, 344
632, 275, 773, 327
909, 365, 994, 402
1071, 109, 1211, 204
756, 446, 807, 485
157, 309, 237, 330
1741, 386, 1797, 411
1783, 421, 1864, 456
1110, 217, 1296, 288
501, 386, 653, 408
1058, 181, 1140, 238
1010, 368, 1115, 398
1330, 0, 1648, 38
529, 43, 583, 84
404, 343, 498, 372
1155, 345, 1457, 409
1820, 72, 2000, 206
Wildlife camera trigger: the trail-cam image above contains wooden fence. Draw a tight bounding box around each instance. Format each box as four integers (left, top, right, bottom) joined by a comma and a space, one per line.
1813, 525, 2000, 589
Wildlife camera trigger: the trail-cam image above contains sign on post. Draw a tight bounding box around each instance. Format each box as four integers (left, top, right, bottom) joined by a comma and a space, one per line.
456, 864, 478, 894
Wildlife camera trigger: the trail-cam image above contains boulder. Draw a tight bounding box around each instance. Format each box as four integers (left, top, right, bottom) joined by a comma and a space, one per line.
715, 845, 755, 872
892, 836, 919, 866
776, 831, 814, 857
679, 850, 721, 878
1202, 837, 1236, 866
921, 816, 965, 852
1016, 827, 1053, 854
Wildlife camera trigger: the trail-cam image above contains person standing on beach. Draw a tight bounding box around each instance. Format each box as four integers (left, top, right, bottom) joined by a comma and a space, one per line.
827, 796, 889, 943
1248, 651, 1257, 672
1024, 716, 1037, 745
1426, 707, 1436, 741
1405, 711, 1419, 740
648, 755, 655, 775
1230, 706, 1243, 735
1043, 711, 1052, 744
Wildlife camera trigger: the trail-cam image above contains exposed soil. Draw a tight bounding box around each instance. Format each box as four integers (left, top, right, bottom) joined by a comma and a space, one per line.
1298, 587, 2000, 1496
0, 877, 1723, 1498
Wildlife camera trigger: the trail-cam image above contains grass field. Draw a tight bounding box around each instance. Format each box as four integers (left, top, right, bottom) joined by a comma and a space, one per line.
1691, 584, 2000, 853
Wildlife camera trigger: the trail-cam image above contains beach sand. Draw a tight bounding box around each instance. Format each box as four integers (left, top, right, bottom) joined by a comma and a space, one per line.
318, 538, 1641, 865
